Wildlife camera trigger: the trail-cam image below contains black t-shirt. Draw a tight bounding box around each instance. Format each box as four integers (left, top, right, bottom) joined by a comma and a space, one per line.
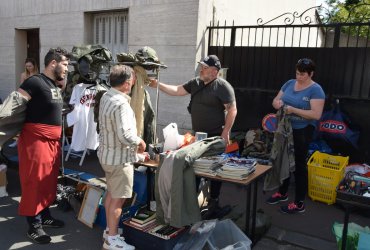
20, 74, 63, 126
183, 77, 235, 135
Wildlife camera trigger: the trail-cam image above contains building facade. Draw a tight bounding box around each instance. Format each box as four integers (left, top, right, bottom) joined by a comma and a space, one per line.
0, 0, 315, 136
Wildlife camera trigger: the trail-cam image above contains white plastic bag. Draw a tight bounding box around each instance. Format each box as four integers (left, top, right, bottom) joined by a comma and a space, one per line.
162, 123, 184, 151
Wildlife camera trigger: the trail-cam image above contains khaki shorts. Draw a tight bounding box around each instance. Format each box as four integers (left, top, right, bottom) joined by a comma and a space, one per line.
101, 163, 134, 199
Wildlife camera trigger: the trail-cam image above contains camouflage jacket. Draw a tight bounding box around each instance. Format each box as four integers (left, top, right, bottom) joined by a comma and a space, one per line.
264, 107, 295, 191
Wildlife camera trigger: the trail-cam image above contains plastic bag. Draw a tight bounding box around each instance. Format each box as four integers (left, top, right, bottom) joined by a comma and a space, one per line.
249, 209, 272, 241
345, 164, 370, 177
332, 222, 370, 250
173, 220, 217, 250
179, 132, 195, 148
162, 123, 184, 151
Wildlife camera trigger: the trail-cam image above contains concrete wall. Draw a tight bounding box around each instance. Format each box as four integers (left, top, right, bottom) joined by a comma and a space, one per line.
0, 0, 201, 137
128, 1, 202, 133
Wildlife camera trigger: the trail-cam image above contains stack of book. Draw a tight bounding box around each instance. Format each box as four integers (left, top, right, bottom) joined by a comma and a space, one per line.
148, 224, 186, 240
125, 208, 157, 230
123, 208, 186, 240
193, 155, 226, 175
216, 157, 256, 180
193, 155, 257, 180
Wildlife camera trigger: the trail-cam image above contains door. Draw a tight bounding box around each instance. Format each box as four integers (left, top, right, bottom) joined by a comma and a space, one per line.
27, 29, 40, 70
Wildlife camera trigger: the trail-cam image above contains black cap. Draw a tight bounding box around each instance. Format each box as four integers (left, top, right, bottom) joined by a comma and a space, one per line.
198, 55, 221, 70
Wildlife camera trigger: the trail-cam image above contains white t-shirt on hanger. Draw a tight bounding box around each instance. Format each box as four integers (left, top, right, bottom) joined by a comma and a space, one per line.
67, 83, 99, 151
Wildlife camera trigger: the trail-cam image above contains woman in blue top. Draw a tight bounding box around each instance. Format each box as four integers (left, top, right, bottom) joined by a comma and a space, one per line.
267, 58, 325, 214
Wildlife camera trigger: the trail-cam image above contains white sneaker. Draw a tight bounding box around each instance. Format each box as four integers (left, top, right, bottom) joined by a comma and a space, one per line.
102, 230, 108, 241
103, 236, 135, 250
102, 229, 124, 241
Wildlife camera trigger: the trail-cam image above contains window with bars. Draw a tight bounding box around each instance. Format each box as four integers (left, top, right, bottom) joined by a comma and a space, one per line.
93, 11, 128, 59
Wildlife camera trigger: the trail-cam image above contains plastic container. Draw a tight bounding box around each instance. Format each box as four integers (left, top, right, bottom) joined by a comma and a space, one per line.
307, 151, 349, 205
333, 222, 370, 250
95, 170, 147, 228
206, 219, 252, 250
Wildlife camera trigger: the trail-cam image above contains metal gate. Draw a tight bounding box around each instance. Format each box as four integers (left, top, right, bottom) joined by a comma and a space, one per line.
207, 3, 370, 161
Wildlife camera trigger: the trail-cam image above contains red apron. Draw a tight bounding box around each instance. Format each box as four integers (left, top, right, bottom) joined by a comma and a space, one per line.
18, 123, 61, 216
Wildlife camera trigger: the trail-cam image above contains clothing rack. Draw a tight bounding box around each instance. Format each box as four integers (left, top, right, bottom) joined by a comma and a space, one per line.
114, 61, 167, 143
65, 148, 89, 167
64, 82, 98, 166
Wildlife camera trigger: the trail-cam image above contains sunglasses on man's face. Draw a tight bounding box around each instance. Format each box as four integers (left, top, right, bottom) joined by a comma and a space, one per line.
298, 58, 311, 65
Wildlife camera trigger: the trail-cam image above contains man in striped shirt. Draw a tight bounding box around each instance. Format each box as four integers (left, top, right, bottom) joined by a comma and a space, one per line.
98, 65, 146, 250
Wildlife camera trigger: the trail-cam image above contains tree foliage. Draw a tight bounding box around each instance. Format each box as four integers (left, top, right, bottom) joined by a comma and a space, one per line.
323, 0, 370, 37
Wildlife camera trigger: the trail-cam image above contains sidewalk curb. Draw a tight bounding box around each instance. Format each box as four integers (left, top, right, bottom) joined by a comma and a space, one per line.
253, 225, 338, 250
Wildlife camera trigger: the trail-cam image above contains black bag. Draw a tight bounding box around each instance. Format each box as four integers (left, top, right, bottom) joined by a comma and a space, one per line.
187, 102, 192, 114
317, 99, 360, 148
93, 90, 108, 134
187, 79, 214, 114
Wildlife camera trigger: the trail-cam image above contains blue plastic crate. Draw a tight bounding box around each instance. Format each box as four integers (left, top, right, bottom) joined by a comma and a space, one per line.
133, 170, 148, 205
95, 170, 148, 229
95, 204, 140, 229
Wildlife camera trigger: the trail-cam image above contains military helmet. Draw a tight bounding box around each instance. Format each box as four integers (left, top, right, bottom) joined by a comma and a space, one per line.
135, 46, 160, 63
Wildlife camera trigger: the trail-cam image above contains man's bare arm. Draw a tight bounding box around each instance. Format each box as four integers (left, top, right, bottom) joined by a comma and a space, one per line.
17, 88, 31, 101
221, 101, 237, 144
149, 79, 189, 96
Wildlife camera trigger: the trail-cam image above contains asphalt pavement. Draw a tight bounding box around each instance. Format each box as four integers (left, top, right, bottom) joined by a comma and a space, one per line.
1, 146, 370, 250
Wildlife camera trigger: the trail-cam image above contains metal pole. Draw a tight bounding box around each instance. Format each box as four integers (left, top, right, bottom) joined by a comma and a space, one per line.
61, 113, 65, 175
154, 68, 160, 144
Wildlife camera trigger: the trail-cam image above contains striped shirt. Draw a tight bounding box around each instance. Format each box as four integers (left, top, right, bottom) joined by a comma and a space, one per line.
97, 88, 141, 165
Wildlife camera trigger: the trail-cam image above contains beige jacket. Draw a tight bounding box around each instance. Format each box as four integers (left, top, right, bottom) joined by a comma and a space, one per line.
0, 91, 28, 146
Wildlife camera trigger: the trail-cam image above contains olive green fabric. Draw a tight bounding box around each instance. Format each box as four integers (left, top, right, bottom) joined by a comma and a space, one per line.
155, 137, 226, 227
116, 46, 162, 70
70, 44, 112, 82
263, 108, 295, 191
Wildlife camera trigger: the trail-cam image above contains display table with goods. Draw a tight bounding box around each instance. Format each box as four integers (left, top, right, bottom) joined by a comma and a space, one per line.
59, 129, 270, 249
137, 157, 271, 243
305, 151, 370, 250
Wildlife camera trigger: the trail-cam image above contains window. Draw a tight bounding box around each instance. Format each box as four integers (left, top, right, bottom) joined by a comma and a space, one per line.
93, 11, 128, 59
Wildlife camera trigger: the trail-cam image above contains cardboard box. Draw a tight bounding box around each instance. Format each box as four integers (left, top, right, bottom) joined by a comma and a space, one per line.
0, 169, 8, 197
122, 223, 187, 250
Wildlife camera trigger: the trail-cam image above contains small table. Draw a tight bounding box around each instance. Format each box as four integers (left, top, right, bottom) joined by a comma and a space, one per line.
197, 165, 271, 242
135, 160, 271, 243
